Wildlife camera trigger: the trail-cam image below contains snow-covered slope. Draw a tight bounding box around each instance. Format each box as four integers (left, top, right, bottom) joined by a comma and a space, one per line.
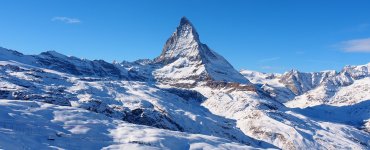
287, 76, 370, 108
240, 70, 296, 103
239, 67, 370, 149
0, 17, 369, 150
281, 63, 370, 108
0, 47, 146, 80
153, 17, 251, 87
0, 100, 262, 150
279, 70, 337, 95
192, 85, 370, 150
0, 60, 271, 147
242, 64, 370, 107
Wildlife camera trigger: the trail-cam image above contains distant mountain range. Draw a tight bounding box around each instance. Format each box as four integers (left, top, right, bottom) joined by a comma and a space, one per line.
0, 17, 369, 150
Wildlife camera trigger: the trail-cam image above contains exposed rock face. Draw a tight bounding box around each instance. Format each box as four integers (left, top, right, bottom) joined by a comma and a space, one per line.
0, 48, 133, 79
155, 17, 201, 63
0, 17, 369, 150
153, 17, 251, 87
279, 70, 337, 95
205, 81, 256, 92
278, 63, 370, 97
242, 63, 370, 108
37, 51, 128, 79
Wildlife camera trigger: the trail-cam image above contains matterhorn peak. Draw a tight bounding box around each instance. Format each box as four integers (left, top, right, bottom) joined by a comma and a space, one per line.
179, 16, 191, 26
177, 16, 200, 41
155, 17, 201, 63
153, 17, 251, 86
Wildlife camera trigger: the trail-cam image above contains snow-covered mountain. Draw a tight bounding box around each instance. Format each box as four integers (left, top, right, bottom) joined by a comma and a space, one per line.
0, 17, 369, 150
241, 63, 370, 107
153, 17, 251, 88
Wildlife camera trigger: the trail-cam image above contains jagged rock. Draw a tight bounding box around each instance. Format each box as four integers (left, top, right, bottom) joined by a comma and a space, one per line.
153, 17, 251, 87
0, 17, 369, 150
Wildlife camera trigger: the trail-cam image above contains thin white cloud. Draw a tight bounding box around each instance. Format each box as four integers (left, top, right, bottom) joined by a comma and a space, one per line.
340, 38, 370, 52
52, 16, 81, 24
259, 57, 280, 63
261, 66, 273, 69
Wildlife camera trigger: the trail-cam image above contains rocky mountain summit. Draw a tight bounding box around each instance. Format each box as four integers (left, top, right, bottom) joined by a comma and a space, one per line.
241, 63, 370, 107
0, 17, 369, 150
153, 17, 251, 88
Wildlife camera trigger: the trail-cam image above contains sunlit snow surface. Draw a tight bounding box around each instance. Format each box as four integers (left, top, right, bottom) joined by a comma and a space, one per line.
0, 17, 370, 149
0, 100, 261, 150
0, 48, 369, 149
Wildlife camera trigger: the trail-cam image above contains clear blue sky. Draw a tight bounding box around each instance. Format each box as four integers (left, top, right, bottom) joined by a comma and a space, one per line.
1, 0, 370, 73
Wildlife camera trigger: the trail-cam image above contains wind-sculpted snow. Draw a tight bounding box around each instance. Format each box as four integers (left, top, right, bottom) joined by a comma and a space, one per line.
0, 100, 264, 150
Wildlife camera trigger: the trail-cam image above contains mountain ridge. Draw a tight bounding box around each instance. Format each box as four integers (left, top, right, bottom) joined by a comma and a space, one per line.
0, 17, 369, 150
153, 17, 251, 87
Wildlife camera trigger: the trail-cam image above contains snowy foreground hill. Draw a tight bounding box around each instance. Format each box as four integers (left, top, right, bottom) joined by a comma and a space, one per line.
0, 100, 259, 150
0, 17, 369, 149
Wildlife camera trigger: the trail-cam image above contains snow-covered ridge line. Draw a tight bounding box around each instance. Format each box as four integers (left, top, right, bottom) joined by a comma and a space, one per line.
0, 16, 369, 150
0, 59, 274, 148
153, 17, 252, 87
241, 63, 370, 106
0, 47, 155, 82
